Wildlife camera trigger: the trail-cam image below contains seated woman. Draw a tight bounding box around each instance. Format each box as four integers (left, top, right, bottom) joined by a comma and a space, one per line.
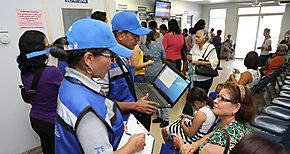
229, 51, 261, 89
162, 87, 215, 147
260, 44, 288, 76
177, 82, 256, 154
221, 34, 234, 61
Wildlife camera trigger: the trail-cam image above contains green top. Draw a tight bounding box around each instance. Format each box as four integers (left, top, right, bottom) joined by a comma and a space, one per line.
200, 121, 251, 152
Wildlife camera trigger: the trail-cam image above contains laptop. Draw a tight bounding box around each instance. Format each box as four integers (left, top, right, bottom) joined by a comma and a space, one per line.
135, 64, 190, 108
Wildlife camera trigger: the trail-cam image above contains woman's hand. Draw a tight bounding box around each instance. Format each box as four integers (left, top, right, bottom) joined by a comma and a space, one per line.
180, 142, 199, 154
127, 133, 146, 153
146, 60, 154, 66
173, 134, 184, 150
135, 95, 159, 115
192, 61, 202, 66
229, 73, 236, 81
186, 54, 192, 61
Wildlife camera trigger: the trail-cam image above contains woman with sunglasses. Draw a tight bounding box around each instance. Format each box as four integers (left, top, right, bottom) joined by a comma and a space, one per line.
55, 19, 146, 154
178, 82, 256, 154
17, 30, 63, 154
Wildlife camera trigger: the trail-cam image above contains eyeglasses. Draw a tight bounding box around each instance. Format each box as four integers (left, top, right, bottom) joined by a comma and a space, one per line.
96, 53, 117, 62
216, 94, 235, 103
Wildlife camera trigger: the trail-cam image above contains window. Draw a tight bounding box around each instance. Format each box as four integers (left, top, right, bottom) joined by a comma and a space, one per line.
235, 6, 285, 58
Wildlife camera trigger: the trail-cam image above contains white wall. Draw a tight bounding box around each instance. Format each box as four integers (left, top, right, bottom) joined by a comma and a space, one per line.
0, 0, 113, 153
279, 5, 290, 41
201, 3, 290, 42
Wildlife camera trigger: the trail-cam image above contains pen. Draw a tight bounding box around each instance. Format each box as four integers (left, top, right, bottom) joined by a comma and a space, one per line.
125, 132, 133, 136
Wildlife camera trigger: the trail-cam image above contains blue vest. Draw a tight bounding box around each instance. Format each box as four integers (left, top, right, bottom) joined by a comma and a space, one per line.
108, 58, 138, 120
55, 77, 124, 154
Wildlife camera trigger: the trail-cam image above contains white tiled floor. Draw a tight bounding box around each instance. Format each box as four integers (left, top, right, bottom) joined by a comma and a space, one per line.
150, 58, 246, 154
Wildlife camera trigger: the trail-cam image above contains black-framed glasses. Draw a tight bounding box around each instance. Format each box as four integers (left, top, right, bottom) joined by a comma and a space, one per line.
96, 53, 117, 62
216, 94, 235, 103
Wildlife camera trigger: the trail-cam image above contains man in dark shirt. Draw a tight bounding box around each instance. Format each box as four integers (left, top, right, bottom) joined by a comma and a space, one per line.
212, 30, 222, 70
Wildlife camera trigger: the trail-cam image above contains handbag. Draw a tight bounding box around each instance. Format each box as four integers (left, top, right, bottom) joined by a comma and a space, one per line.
181, 36, 189, 61
195, 44, 218, 77
160, 140, 179, 154
223, 129, 230, 154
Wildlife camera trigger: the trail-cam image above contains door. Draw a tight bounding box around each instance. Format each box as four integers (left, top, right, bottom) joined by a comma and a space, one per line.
235, 16, 259, 59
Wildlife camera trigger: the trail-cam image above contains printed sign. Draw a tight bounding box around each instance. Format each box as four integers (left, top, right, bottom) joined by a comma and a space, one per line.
138, 6, 147, 12
118, 4, 127, 10
16, 9, 44, 29
65, 0, 88, 3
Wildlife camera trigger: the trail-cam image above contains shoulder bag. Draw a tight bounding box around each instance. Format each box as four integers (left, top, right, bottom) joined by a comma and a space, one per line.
195, 44, 218, 77
181, 36, 189, 61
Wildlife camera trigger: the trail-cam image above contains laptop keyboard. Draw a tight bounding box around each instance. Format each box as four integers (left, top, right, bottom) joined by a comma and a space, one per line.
137, 84, 161, 103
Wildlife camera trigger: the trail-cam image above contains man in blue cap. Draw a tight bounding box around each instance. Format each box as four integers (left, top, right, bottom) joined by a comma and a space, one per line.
96, 11, 158, 130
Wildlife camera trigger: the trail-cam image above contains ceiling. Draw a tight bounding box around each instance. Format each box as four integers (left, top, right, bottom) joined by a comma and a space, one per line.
180, 0, 275, 5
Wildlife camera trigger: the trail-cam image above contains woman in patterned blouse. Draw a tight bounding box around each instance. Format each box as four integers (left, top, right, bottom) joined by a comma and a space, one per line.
177, 82, 256, 154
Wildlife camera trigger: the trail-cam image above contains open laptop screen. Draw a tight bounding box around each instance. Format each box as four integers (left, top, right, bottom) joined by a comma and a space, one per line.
152, 64, 190, 105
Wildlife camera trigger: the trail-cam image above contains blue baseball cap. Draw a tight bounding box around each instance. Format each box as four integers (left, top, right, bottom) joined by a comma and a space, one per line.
112, 11, 151, 36
66, 18, 132, 58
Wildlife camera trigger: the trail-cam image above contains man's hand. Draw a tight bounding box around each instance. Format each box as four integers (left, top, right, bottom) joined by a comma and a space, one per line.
135, 94, 159, 115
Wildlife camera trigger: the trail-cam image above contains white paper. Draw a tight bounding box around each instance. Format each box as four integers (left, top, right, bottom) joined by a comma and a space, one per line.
117, 114, 154, 154
159, 67, 178, 88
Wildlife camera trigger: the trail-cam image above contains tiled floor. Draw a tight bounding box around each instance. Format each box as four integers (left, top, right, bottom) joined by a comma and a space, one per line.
150, 58, 246, 154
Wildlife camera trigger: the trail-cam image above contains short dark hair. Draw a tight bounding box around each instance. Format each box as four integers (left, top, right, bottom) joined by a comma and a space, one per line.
148, 21, 158, 29
230, 134, 289, 154
189, 27, 194, 35
244, 51, 259, 69
91, 11, 106, 22
217, 30, 222, 34
223, 82, 256, 123
141, 21, 147, 28
159, 24, 167, 31
17, 30, 47, 73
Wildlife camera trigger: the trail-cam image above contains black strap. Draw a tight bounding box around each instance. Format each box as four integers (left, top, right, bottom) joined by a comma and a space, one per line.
223, 129, 230, 154
29, 67, 47, 95
115, 57, 137, 100
201, 44, 215, 61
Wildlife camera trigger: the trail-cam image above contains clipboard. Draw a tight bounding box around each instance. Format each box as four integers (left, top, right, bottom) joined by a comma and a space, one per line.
117, 114, 155, 154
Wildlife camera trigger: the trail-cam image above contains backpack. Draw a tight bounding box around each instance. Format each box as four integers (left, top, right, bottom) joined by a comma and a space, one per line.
19, 67, 46, 103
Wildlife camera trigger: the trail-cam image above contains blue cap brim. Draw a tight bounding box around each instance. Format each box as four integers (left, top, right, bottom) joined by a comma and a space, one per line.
108, 43, 133, 58
129, 27, 151, 36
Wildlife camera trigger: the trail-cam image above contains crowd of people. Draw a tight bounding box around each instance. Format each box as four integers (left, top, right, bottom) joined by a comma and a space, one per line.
16, 10, 290, 154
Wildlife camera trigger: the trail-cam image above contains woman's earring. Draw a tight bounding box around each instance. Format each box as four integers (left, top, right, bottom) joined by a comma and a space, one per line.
86, 67, 93, 75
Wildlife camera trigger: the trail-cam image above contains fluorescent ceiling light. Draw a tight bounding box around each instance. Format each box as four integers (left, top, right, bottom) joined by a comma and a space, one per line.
184, 0, 204, 2
210, 0, 227, 2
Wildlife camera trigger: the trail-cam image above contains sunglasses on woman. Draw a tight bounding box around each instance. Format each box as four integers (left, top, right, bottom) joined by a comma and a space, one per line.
216, 94, 235, 103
